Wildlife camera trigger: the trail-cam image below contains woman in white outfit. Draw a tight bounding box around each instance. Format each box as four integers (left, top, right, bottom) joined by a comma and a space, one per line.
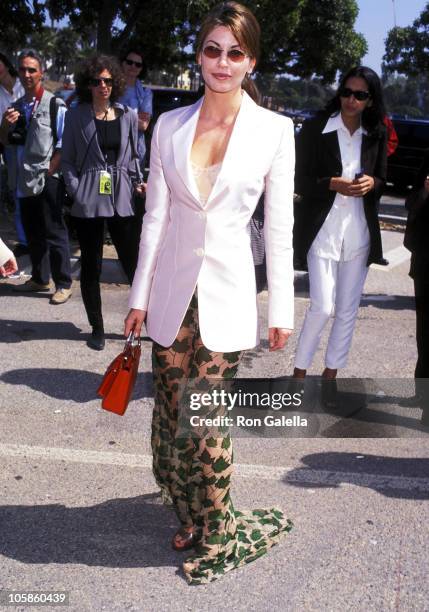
293, 66, 387, 381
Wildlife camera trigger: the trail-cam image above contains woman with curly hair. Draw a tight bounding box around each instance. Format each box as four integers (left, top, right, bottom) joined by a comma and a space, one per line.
62, 54, 144, 350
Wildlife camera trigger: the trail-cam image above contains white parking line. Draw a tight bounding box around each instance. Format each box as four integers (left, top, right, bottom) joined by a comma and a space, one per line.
1, 443, 428, 493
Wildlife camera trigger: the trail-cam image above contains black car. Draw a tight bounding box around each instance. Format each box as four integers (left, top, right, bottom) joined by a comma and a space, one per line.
388, 117, 429, 189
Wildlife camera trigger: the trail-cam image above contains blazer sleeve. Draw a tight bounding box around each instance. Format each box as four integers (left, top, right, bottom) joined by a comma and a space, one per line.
264, 117, 295, 330
60, 110, 79, 197
295, 118, 332, 198
405, 151, 429, 214
0, 238, 13, 268
128, 115, 171, 310
127, 111, 140, 180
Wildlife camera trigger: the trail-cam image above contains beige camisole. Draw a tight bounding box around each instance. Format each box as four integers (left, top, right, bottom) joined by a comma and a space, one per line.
191, 161, 222, 206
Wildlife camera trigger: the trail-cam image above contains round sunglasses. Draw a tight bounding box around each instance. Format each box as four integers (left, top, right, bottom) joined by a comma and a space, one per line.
202, 45, 247, 63
124, 58, 143, 68
89, 77, 113, 87
339, 87, 370, 101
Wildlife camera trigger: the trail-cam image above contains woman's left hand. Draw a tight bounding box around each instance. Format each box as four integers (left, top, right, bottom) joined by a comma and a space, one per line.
134, 182, 147, 197
348, 175, 375, 196
268, 327, 293, 351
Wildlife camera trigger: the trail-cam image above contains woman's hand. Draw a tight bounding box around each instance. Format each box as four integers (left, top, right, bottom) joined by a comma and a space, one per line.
124, 308, 147, 338
348, 175, 375, 196
0, 255, 18, 277
330, 175, 375, 197
268, 327, 292, 352
134, 182, 147, 197
329, 176, 353, 195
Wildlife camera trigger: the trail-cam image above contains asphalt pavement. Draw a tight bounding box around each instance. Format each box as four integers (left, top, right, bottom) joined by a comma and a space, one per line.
0, 192, 428, 612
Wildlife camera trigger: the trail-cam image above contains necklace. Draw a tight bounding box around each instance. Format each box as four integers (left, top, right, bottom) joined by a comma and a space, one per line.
93, 103, 111, 120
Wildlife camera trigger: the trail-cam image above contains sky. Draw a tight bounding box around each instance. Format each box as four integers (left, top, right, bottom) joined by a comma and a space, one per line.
356, 0, 428, 73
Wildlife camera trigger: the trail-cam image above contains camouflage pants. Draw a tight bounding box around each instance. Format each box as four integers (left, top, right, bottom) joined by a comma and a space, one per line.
151, 294, 293, 585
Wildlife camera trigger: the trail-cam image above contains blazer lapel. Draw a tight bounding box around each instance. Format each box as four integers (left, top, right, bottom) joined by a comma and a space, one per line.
206, 91, 257, 206
80, 103, 105, 167
321, 130, 342, 167
360, 133, 371, 173
172, 97, 204, 204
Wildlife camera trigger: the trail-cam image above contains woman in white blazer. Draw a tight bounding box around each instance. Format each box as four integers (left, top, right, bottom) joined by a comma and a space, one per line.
125, 1, 295, 585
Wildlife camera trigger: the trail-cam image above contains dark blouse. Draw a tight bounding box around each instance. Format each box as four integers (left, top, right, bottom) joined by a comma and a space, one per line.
95, 117, 121, 165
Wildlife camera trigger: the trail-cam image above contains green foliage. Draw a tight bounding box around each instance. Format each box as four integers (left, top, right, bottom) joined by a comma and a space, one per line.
256, 75, 335, 111
37, 0, 365, 81
383, 2, 429, 76
0, 1, 44, 53
383, 74, 429, 118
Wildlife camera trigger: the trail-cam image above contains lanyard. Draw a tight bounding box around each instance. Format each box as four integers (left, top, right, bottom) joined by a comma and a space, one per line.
21, 86, 44, 126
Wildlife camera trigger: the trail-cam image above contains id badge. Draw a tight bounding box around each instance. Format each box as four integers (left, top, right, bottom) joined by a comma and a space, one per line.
99, 171, 112, 195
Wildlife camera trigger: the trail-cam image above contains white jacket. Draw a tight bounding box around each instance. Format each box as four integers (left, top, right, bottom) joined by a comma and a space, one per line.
129, 91, 295, 351
0, 238, 13, 268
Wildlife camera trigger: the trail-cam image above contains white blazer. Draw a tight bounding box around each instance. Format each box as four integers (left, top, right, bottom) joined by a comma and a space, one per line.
0, 238, 13, 268
129, 91, 295, 352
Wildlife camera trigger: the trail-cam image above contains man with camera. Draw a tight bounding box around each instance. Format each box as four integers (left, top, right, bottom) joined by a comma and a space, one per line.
0, 49, 72, 304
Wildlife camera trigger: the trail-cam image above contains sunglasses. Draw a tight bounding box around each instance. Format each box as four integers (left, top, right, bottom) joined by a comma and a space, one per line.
339, 87, 370, 101
202, 45, 247, 63
124, 58, 143, 68
19, 66, 38, 74
89, 77, 113, 87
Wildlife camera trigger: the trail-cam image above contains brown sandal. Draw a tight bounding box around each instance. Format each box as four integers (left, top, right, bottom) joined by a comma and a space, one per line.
171, 527, 196, 552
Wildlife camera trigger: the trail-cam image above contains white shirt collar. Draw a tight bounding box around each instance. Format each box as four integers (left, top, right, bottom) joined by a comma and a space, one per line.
322, 112, 367, 136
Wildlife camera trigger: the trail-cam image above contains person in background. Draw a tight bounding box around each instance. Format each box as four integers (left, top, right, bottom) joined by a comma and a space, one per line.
124, 1, 295, 585
0, 236, 17, 276
0, 49, 73, 304
61, 54, 143, 351
404, 152, 429, 425
293, 66, 387, 382
0, 51, 27, 255
119, 46, 152, 173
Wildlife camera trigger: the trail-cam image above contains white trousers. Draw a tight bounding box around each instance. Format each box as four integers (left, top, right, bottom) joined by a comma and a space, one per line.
294, 250, 369, 370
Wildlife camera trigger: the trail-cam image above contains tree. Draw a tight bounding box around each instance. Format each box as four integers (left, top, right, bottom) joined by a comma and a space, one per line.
45, 0, 366, 81
0, 1, 44, 53
383, 2, 429, 75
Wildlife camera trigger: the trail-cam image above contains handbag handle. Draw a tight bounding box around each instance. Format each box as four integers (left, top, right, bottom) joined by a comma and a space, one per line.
125, 330, 141, 347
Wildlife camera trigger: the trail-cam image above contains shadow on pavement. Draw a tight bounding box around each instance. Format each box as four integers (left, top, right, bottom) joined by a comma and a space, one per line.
0, 493, 183, 569
284, 452, 429, 500
0, 368, 154, 402
360, 294, 415, 311
0, 319, 151, 344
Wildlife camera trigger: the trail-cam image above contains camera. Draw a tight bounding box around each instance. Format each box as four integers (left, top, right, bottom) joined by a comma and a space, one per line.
8, 114, 27, 146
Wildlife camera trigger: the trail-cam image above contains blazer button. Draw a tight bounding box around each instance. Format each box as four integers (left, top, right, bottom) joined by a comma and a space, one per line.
194, 248, 205, 257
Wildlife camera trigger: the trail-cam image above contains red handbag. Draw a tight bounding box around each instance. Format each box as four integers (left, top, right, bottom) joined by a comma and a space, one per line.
97, 332, 141, 415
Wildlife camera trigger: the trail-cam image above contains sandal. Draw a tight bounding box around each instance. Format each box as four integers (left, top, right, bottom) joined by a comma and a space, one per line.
172, 527, 197, 552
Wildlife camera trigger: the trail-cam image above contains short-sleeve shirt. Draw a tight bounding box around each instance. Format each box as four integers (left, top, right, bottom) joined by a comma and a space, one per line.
0, 79, 24, 118
119, 82, 153, 164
